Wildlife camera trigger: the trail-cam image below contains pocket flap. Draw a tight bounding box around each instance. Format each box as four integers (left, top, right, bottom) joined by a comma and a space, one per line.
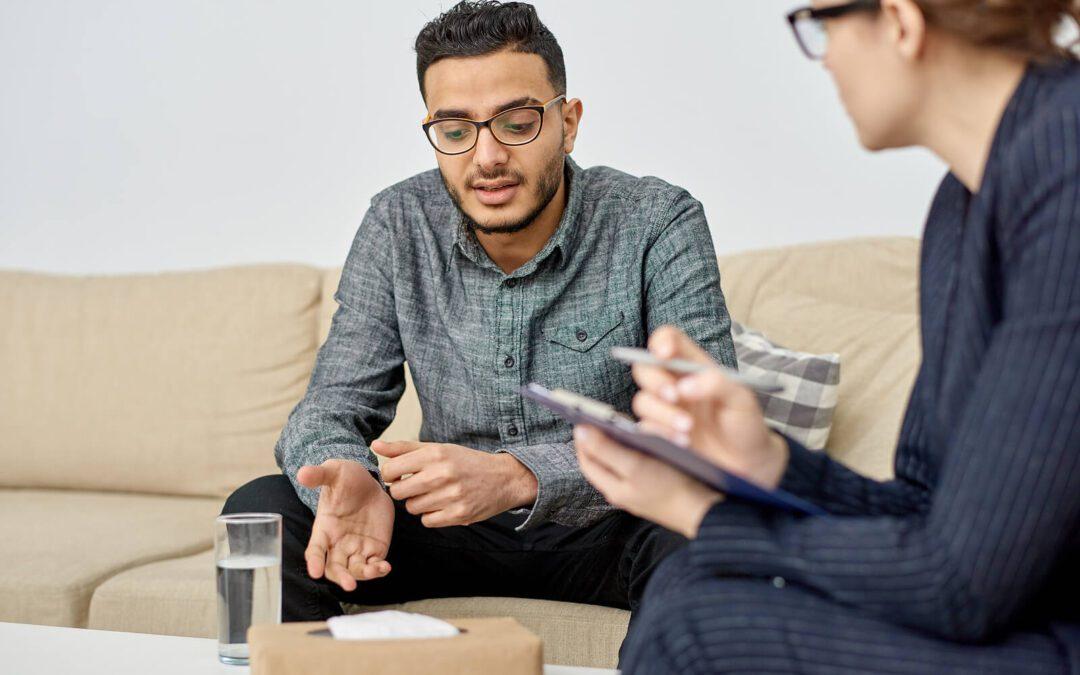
543, 311, 626, 353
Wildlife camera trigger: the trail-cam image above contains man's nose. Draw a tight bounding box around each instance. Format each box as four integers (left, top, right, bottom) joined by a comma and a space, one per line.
473, 126, 509, 173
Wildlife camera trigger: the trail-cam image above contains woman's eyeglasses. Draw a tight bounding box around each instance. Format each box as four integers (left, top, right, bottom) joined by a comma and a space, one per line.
422, 95, 566, 156
787, 0, 881, 60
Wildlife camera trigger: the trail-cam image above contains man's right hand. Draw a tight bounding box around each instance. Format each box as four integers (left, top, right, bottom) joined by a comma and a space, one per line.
296, 459, 395, 592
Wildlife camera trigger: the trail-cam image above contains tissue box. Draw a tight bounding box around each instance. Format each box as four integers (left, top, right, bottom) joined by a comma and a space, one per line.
248, 617, 543, 675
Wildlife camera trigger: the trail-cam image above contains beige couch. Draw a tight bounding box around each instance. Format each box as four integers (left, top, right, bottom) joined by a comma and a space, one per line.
0, 237, 921, 668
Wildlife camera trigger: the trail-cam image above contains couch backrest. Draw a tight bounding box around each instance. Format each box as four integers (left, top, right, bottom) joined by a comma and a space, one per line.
322, 236, 922, 481
0, 265, 322, 497
0, 237, 918, 499
717, 237, 921, 479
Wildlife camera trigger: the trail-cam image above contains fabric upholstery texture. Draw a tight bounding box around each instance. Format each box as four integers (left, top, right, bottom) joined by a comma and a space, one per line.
88, 549, 220, 640
0, 265, 321, 498
0, 490, 222, 628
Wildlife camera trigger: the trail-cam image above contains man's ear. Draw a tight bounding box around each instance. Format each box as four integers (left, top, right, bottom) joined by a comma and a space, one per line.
882, 0, 928, 62
561, 98, 584, 154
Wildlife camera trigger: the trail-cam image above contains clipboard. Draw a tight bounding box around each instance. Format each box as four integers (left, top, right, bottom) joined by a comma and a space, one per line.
520, 383, 827, 517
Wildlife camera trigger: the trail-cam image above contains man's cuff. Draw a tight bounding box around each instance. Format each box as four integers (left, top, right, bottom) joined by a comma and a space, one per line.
496, 442, 578, 531
284, 447, 381, 515
495, 445, 554, 531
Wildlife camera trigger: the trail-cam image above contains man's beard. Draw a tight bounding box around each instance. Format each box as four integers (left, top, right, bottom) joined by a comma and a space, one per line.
442, 149, 565, 236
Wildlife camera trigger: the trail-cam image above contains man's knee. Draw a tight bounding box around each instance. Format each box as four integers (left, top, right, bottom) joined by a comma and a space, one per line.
221, 474, 300, 516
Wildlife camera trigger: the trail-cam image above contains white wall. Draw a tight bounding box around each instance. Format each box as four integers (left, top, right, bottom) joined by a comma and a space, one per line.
0, 0, 945, 275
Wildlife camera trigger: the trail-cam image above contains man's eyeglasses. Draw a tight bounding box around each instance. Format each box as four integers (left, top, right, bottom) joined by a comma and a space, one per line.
422, 95, 566, 156
787, 0, 881, 60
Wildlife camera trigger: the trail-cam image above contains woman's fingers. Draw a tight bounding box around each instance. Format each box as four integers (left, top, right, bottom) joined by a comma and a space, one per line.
632, 391, 694, 433
576, 426, 706, 522
574, 426, 644, 478
633, 327, 722, 402
639, 419, 690, 447
648, 326, 714, 364
631, 361, 678, 395
576, 442, 623, 504
677, 369, 755, 407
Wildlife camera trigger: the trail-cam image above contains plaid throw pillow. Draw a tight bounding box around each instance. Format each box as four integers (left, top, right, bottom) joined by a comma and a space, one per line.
731, 322, 841, 450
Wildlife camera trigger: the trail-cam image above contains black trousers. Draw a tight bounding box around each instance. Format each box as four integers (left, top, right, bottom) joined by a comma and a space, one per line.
222, 474, 686, 641
620, 548, 1073, 675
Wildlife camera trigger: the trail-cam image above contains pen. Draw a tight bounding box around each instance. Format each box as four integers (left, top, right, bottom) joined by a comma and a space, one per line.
610, 347, 785, 394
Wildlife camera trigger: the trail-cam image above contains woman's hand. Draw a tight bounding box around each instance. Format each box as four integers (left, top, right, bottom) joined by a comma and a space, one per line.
632, 326, 789, 490
574, 425, 722, 538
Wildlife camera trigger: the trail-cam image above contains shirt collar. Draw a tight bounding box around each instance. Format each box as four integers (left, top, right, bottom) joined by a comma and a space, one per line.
446, 156, 584, 276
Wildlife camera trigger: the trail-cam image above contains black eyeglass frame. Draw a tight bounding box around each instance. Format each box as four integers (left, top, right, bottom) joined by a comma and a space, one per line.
421, 94, 566, 156
786, 0, 881, 60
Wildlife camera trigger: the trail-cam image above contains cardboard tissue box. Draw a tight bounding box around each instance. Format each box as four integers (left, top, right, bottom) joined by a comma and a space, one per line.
248, 615, 543, 675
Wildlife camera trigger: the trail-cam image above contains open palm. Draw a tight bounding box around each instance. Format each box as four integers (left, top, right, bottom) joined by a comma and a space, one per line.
297, 459, 395, 592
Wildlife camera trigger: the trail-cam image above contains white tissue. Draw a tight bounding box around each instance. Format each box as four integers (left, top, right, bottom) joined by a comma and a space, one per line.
326, 610, 461, 641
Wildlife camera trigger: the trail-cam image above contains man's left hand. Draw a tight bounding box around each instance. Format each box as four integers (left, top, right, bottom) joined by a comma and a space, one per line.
373, 440, 538, 528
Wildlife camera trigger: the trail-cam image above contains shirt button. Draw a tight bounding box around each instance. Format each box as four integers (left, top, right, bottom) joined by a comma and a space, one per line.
508, 425, 519, 437
576, 330, 588, 342
506, 278, 517, 288
504, 356, 515, 368
771, 576, 786, 589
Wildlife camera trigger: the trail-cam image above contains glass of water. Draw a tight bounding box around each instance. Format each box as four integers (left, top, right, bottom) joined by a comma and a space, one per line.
215, 513, 282, 665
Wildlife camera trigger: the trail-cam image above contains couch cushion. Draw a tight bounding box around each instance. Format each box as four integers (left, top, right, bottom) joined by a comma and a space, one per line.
89, 547, 629, 669
88, 549, 220, 639
0, 489, 222, 628
0, 265, 322, 497
719, 238, 921, 479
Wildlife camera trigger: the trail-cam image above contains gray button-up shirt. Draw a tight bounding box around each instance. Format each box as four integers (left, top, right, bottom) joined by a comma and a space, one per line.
275, 157, 736, 530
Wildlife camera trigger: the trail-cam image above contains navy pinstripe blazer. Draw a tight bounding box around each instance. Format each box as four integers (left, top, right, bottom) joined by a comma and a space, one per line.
687, 61, 1080, 660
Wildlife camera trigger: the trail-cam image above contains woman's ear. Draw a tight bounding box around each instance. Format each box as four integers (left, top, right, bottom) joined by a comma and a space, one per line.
562, 98, 583, 154
882, 0, 928, 62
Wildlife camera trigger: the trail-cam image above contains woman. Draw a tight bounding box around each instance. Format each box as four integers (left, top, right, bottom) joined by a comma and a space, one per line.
574, 0, 1080, 672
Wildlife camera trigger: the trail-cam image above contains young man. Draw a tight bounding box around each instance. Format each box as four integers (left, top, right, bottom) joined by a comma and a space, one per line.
222, 0, 736, 636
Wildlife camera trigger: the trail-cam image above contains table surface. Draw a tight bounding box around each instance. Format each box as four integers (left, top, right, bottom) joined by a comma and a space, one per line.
0, 622, 618, 675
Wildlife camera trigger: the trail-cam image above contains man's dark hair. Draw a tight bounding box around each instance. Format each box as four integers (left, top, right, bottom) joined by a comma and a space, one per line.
414, 1, 567, 101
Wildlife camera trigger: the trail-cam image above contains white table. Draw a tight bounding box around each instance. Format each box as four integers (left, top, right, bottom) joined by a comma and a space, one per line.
0, 622, 617, 674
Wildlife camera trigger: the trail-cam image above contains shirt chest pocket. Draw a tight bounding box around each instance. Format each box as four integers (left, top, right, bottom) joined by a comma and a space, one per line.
542, 310, 626, 353
536, 310, 636, 408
